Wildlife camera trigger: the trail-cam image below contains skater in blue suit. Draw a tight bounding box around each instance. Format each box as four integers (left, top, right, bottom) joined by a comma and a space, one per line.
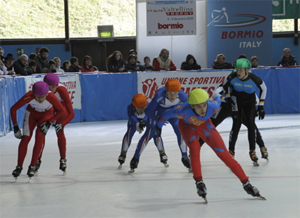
118, 94, 148, 168
129, 79, 191, 172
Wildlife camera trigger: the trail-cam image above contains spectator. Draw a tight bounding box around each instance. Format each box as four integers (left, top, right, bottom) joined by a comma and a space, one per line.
49, 60, 56, 73
181, 54, 201, 70
129, 49, 140, 64
251, 56, 259, 68
153, 48, 176, 71
277, 48, 298, 66
62, 61, 71, 72
3, 53, 15, 75
0, 47, 4, 62
0, 59, 6, 75
13, 54, 28, 75
143, 56, 154, 71
126, 54, 145, 72
28, 53, 37, 63
106, 51, 127, 72
53, 57, 65, 74
34, 47, 50, 73
80, 55, 95, 72
24, 60, 37, 75
212, 54, 233, 69
67, 57, 81, 72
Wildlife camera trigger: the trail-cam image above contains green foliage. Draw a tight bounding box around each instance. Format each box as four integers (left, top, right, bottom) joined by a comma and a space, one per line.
0, 0, 136, 38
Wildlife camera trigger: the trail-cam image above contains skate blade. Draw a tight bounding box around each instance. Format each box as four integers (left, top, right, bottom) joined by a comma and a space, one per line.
13, 177, 18, 182
118, 165, 122, 169
164, 163, 169, 168
252, 162, 259, 166
128, 169, 135, 173
188, 168, 193, 173
28, 177, 33, 182
203, 197, 208, 204
62, 171, 67, 176
258, 195, 266, 200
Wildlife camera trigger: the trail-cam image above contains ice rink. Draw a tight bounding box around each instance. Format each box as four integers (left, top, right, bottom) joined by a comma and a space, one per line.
1, 114, 300, 218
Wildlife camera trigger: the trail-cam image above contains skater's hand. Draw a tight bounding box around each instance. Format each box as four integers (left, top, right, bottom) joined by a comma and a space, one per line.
257, 106, 265, 120
138, 120, 146, 133
13, 125, 22, 139
40, 121, 52, 135
53, 123, 63, 133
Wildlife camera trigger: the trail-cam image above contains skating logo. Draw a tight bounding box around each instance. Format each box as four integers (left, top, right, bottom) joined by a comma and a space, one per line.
188, 116, 204, 126
207, 7, 266, 28
142, 78, 159, 99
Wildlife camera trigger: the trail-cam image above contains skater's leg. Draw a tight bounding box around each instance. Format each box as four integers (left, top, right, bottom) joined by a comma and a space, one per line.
169, 118, 187, 157
200, 120, 249, 183
228, 110, 242, 152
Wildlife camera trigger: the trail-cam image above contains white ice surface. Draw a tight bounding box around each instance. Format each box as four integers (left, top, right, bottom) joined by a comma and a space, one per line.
1, 114, 300, 218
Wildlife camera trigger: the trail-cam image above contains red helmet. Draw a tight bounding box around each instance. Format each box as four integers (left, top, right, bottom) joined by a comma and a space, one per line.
132, 94, 147, 109
165, 79, 181, 92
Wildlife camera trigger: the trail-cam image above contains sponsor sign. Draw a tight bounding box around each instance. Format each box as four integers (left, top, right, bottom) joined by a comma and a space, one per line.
207, 1, 273, 66
272, 0, 300, 19
147, 0, 196, 36
137, 71, 231, 99
24, 74, 82, 109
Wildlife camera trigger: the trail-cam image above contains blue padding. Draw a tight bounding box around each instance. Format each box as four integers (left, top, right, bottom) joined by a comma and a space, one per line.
79, 73, 137, 122
0, 79, 9, 136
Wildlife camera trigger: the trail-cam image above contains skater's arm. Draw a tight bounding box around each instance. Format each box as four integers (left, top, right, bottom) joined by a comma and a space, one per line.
58, 87, 75, 126
10, 92, 33, 126
47, 93, 66, 124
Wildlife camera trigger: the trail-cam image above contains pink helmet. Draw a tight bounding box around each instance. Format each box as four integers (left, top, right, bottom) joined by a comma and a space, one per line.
44, 73, 59, 86
32, 81, 49, 96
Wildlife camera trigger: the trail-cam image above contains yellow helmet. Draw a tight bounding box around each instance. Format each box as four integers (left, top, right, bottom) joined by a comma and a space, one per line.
188, 88, 209, 105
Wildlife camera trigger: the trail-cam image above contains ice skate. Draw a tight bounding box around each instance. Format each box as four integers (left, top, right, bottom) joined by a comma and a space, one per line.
59, 158, 67, 175
229, 150, 235, 158
249, 150, 259, 166
196, 180, 208, 203
12, 166, 22, 182
118, 152, 126, 169
243, 181, 266, 200
128, 157, 139, 173
260, 147, 269, 161
27, 165, 36, 181
181, 156, 192, 172
159, 152, 169, 167
34, 159, 42, 175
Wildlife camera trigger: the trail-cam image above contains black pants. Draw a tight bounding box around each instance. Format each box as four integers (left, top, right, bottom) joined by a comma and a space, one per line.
199, 101, 264, 150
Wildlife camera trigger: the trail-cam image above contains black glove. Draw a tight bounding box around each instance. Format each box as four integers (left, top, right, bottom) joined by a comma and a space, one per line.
154, 125, 161, 137
13, 125, 22, 139
257, 106, 265, 120
138, 120, 146, 131
53, 123, 63, 133
40, 121, 51, 135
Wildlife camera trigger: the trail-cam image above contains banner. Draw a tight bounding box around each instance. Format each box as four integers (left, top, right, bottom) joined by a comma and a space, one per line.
207, 0, 273, 66
24, 74, 82, 109
137, 71, 232, 99
146, 0, 196, 36
273, 0, 300, 19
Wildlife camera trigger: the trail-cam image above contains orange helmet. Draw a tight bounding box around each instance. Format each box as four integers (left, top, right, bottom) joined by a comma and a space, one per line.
165, 79, 181, 92
132, 94, 148, 109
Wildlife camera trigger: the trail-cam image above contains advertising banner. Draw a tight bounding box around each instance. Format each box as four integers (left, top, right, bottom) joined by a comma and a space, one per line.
137, 71, 231, 99
207, 0, 273, 66
146, 0, 196, 36
24, 74, 82, 109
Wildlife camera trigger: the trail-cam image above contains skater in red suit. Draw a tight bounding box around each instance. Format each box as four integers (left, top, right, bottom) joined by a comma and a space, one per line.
11, 81, 65, 180
155, 88, 265, 202
41, 73, 75, 174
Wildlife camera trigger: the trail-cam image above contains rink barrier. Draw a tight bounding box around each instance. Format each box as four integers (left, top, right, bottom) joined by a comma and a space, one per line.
1, 68, 299, 137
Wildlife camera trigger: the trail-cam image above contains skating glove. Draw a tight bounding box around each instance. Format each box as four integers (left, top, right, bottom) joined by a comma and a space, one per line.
138, 120, 146, 131
257, 106, 265, 120
13, 125, 22, 139
53, 123, 63, 133
40, 121, 52, 135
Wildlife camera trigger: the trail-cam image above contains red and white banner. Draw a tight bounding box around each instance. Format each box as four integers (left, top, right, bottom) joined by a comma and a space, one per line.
24, 74, 82, 109
137, 71, 231, 99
